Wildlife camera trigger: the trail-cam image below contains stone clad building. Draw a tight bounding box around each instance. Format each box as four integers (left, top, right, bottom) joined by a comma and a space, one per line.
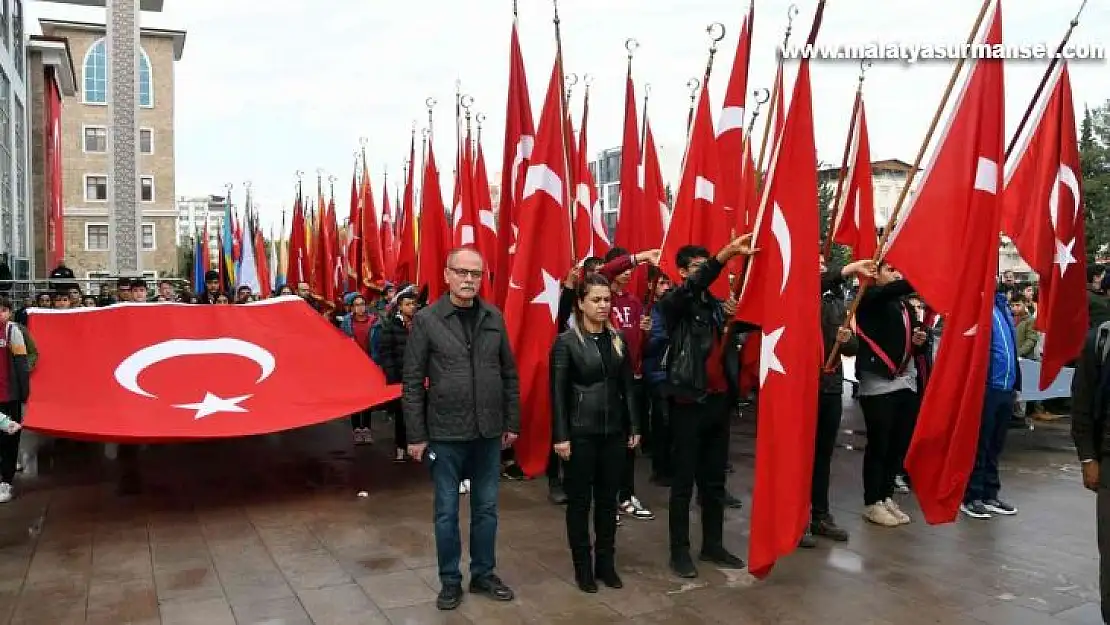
30, 1, 185, 282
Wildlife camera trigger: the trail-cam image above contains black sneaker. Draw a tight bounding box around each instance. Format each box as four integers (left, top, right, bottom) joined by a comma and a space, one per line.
469, 574, 514, 602
669, 551, 698, 579
959, 500, 992, 520
982, 498, 1017, 516
698, 547, 745, 569
501, 463, 527, 481
548, 482, 568, 505
436, 584, 464, 610
811, 516, 850, 542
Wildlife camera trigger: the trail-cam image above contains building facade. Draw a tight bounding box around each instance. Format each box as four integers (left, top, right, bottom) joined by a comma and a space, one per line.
33, 1, 185, 281
0, 0, 33, 280
817, 158, 917, 230
176, 194, 228, 265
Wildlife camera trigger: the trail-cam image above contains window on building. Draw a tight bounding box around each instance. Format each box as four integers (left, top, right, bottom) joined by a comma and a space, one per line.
86, 224, 109, 251
15, 98, 25, 259
140, 176, 155, 202
84, 40, 154, 106
141, 223, 155, 250
12, 0, 22, 78
84, 126, 107, 152
85, 175, 108, 201
0, 72, 10, 259
0, 0, 7, 49
139, 128, 153, 154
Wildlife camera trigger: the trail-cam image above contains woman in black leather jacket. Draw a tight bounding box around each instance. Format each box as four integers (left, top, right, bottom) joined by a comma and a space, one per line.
549, 273, 641, 594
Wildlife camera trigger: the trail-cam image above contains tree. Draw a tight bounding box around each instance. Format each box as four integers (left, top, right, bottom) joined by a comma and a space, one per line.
1081, 101, 1110, 263
176, 243, 194, 282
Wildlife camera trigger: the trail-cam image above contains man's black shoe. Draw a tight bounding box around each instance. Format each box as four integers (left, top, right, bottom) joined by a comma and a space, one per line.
669, 551, 698, 579
595, 564, 623, 589
724, 493, 744, 509
699, 547, 745, 569
436, 584, 464, 611
548, 482, 568, 505
469, 574, 514, 601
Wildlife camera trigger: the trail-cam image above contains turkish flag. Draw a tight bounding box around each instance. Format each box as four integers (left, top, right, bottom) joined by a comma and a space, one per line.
1002, 62, 1087, 388
572, 90, 609, 261
831, 93, 878, 261
659, 82, 729, 300
737, 59, 822, 579
493, 18, 535, 308
395, 135, 418, 284
885, 0, 1004, 524
504, 59, 574, 477
418, 142, 451, 302
25, 298, 398, 442
717, 0, 755, 232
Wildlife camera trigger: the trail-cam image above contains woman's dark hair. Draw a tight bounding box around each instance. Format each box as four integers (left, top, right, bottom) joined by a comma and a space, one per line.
572, 274, 623, 356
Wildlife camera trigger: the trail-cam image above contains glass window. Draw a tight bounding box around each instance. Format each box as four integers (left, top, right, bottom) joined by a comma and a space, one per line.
605, 184, 620, 215
139, 49, 153, 107
141, 223, 155, 250
84, 126, 107, 152
0, 0, 7, 49
12, 0, 22, 78
84, 40, 107, 104
0, 71, 10, 259
140, 176, 154, 202
86, 176, 108, 201
86, 224, 109, 251
15, 97, 25, 258
139, 129, 153, 154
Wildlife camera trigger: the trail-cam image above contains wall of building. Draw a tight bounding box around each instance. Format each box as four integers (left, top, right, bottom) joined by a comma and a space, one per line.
0, 0, 31, 279
43, 24, 178, 279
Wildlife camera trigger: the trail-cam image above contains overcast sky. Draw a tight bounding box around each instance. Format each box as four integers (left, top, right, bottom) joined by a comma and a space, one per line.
164, 0, 1110, 228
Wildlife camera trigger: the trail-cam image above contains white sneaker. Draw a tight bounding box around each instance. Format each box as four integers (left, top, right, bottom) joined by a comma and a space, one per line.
883, 498, 911, 525
863, 503, 900, 527
459, 479, 471, 495
0, 482, 13, 504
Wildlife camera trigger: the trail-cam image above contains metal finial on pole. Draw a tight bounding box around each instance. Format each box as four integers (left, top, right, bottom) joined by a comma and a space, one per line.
512, 0, 518, 18
783, 3, 800, 48
425, 97, 437, 141
702, 22, 726, 86
476, 112, 486, 146
685, 77, 700, 134
551, 0, 577, 262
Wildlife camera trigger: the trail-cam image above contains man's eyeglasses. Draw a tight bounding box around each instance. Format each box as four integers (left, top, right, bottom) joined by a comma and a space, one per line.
448, 267, 483, 280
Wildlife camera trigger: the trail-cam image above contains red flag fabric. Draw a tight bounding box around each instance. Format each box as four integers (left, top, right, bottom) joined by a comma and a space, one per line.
25, 298, 399, 442
1003, 62, 1087, 388
659, 83, 729, 300
395, 136, 418, 284
494, 18, 535, 307
347, 171, 363, 294
254, 228, 272, 299
503, 60, 574, 477
641, 120, 668, 238
718, 0, 755, 231
285, 193, 308, 288
831, 94, 878, 260
417, 142, 451, 301
473, 141, 500, 279
885, 0, 1005, 524
736, 59, 821, 578
612, 70, 643, 253
361, 163, 387, 292
381, 179, 397, 282
572, 90, 609, 260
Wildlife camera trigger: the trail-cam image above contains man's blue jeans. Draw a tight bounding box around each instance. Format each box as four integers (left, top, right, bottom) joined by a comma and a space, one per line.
965, 387, 1016, 503
428, 437, 501, 587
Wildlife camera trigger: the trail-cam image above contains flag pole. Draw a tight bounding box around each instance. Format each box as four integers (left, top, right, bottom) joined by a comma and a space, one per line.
727, 86, 770, 300
822, 59, 871, 261
552, 0, 578, 264
823, 0, 994, 371
754, 4, 800, 180
1004, 0, 1088, 159
737, 0, 826, 306
685, 78, 699, 136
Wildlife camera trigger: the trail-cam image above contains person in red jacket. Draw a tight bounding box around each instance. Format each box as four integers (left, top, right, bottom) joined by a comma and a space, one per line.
603, 247, 656, 522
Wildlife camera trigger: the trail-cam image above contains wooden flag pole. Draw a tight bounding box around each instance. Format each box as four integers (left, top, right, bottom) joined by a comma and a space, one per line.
1004, 0, 1088, 160
553, 0, 578, 263
822, 0, 994, 371
822, 59, 871, 261
753, 4, 799, 181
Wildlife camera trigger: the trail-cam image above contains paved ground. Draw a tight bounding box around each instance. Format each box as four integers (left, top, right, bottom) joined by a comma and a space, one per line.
0, 398, 1101, 625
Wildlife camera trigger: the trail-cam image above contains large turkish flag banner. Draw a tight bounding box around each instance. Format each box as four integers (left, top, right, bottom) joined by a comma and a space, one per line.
25, 297, 399, 442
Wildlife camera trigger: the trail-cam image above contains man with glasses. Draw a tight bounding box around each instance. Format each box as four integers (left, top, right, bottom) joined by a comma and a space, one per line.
403, 247, 520, 611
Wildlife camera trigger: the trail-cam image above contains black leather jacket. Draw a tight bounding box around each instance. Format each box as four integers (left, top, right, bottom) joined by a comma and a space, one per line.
549, 328, 640, 443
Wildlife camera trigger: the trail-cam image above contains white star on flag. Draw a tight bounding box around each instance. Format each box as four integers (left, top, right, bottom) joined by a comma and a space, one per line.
531, 269, 563, 324
172, 392, 252, 419
1055, 237, 1077, 276
759, 327, 786, 387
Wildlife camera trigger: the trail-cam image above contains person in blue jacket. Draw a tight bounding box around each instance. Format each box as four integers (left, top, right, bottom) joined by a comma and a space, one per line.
960, 291, 1021, 520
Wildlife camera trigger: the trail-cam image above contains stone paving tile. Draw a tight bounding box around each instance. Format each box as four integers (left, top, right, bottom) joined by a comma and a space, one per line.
0, 406, 1099, 624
